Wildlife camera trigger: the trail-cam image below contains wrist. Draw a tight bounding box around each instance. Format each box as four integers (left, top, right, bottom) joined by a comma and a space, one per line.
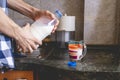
12, 26, 23, 41
32, 9, 42, 21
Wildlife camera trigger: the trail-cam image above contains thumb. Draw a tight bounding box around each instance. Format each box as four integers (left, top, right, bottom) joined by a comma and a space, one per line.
23, 23, 30, 29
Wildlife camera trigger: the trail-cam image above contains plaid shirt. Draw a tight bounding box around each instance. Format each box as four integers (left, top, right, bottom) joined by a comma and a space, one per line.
0, 0, 14, 69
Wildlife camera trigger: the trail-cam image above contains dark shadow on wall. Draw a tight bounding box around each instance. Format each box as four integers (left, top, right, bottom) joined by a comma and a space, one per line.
116, 0, 120, 44
62, 0, 84, 41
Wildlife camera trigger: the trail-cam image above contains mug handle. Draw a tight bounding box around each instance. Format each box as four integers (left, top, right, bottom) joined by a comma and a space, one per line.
78, 40, 87, 60
82, 43, 87, 58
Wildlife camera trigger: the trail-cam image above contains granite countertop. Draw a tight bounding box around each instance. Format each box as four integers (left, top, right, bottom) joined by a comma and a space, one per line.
14, 49, 120, 72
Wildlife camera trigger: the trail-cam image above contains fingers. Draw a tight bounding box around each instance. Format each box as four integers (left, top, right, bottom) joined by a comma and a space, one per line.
27, 44, 33, 53
37, 10, 59, 33
23, 23, 30, 29
17, 45, 33, 53
27, 40, 39, 50
48, 11, 59, 33
52, 19, 59, 33
17, 44, 33, 53
16, 39, 41, 53
44, 10, 59, 33
44, 10, 54, 19
32, 37, 42, 45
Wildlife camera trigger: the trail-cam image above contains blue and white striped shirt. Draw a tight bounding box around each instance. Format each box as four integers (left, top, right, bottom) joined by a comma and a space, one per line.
0, 0, 14, 69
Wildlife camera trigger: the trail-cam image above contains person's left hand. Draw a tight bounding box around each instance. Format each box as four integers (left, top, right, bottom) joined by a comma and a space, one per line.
32, 10, 59, 33
16, 23, 42, 53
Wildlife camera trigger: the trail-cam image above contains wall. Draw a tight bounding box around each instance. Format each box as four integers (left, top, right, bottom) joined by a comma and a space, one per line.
84, 0, 118, 45
9, 0, 120, 45
8, 0, 84, 41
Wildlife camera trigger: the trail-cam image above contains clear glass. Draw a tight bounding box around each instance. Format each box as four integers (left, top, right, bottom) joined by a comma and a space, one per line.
68, 40, 87, 61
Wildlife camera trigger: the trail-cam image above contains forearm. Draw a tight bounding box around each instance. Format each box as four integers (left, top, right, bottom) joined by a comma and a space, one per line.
7, 0, 39, 20
0, 8, 22, 40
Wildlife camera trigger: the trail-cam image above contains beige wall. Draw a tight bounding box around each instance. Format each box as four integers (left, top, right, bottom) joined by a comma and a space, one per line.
8, 0, 84, 41
84, 0, 118, 45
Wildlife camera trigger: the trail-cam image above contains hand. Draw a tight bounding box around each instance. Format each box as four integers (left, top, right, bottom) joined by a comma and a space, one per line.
33, 10, 59, 33
15, 23, 42, 53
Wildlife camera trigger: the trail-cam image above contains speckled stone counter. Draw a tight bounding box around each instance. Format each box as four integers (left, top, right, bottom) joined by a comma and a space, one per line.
14, 49, 120, 80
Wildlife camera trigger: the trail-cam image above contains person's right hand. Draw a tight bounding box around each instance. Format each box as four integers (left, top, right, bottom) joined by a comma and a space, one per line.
32, 10, 59, 33
15, 23, 42, 53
